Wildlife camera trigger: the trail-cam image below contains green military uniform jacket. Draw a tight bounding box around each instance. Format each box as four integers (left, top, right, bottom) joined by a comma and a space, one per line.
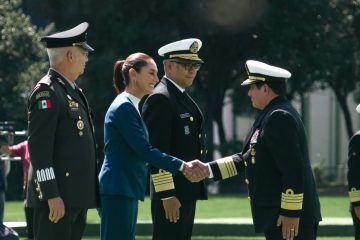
27, 69, 99, 208
209, 96, 322, 232
348, 131, 360, 208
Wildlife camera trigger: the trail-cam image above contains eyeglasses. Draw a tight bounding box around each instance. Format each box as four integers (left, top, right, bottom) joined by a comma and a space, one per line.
171, 61, 201, 71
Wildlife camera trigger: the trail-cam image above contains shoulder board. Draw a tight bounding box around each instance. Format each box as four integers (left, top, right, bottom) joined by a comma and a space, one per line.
30, 76, 54, 98
38, 75, 53, 86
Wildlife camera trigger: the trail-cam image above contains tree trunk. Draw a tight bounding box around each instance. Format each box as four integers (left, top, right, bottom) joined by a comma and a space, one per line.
332, 88, 354, 139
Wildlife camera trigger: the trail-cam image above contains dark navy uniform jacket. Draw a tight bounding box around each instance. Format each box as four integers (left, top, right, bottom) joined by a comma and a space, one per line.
209, 96, 321, 232
142, 77, 207, 201
348, 131, 360, 208
27, 69, 100, 209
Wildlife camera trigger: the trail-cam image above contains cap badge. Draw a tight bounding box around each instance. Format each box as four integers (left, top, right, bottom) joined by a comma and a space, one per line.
189, 41, 199, 53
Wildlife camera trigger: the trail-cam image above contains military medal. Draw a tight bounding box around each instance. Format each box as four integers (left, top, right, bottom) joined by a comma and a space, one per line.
77, 116, 84, 136
77, 117, 84, 130
250, 145, 256, 164
69, 101, 79, 108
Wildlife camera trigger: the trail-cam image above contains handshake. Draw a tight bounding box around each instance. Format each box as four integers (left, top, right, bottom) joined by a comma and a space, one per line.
182, 160, 210, 182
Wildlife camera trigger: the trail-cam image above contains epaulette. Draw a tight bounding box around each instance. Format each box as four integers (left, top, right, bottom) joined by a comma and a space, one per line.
38, 75, 53, 86
34, 75, 55, 93
30, 76, 54, 100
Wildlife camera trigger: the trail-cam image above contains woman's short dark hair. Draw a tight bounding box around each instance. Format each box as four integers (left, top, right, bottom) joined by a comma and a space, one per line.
113, 53, 153, 94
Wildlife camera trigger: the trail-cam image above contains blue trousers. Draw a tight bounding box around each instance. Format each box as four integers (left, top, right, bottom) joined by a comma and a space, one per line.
100, 194, 138, 240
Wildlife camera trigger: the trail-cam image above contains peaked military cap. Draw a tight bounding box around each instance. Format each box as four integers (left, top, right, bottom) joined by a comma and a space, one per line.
41, 22, 94, 51
241, 60, 291, 86
158, 38, 204, 63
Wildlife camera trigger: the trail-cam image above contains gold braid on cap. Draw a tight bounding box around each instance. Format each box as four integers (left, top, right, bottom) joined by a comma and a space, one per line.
249, 75, 266, 81
169, 53, 201, 61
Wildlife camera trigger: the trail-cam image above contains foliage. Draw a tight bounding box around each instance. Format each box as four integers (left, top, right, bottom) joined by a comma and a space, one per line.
0, 0, 51, 199
0, 0, 49, 128
22, 0, 360, 150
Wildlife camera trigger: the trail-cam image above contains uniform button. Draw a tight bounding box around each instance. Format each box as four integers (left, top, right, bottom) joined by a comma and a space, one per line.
245, 179, 249, 184
200, 149, 203, 154
244, 161, 247, 167
79, 131, 83, 136
190, 117, 194, 121
65, 172, 70, 177
205, 150, 208, 154
199, 134, 201, 139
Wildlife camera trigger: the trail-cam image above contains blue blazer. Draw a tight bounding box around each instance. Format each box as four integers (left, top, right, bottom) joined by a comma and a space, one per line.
99, 93, 183, 200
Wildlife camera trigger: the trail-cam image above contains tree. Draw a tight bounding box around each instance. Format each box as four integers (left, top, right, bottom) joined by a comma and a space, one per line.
0, 0, 49, 128
258, 0, 360, 138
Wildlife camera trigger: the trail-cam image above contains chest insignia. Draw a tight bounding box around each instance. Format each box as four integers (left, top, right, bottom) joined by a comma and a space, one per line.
250, 129, 260, 144
180, 113, 190, 119
68, 100, 79, 109
184, 125, 190, 135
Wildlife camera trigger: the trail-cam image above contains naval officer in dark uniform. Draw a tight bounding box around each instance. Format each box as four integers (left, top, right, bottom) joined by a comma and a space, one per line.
202, 60, 322, 240
347, 105, 360, 240
141, 38, 207, 240
27, 22, 100, 240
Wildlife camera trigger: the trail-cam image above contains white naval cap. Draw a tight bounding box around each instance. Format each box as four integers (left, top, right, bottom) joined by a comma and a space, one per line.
241, 60, 291, 86
158, 38, 204, 63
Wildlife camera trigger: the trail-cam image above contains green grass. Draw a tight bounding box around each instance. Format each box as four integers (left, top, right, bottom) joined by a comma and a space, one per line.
12, 195, 354, 239
5, 194, 351, 222
21, 237, 351, 240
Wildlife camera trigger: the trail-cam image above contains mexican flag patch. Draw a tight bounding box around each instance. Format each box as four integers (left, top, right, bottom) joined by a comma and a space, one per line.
38, 99, 52, 109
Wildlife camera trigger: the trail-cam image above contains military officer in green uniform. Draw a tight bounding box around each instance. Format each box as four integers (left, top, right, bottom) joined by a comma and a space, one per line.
194, 60, 322, 240
347, 105, 360, 240
27, 22, 99, 240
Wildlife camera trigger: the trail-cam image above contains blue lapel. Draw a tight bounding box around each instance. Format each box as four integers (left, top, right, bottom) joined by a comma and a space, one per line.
125, 96, 149, 139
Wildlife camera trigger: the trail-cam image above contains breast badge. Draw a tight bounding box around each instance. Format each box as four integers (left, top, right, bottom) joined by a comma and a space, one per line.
77, 116, 84, 136
184, 125, 190, 135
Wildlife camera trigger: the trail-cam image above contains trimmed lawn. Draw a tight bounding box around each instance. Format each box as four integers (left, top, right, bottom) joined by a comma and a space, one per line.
5, 194, 351, 222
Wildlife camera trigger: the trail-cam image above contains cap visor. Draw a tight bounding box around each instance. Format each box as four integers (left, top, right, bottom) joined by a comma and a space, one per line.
79, 42, 94, 51
241, 79, 257, 86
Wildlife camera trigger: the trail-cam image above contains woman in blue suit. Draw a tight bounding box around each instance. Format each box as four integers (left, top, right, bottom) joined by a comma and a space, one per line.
99, 53, 201, 240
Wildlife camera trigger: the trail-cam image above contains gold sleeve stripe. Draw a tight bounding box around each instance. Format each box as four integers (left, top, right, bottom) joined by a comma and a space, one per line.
151, 170, 175, 193
349, 188, 360, 202
281, 189, 303, 210
216, 157, 237, 179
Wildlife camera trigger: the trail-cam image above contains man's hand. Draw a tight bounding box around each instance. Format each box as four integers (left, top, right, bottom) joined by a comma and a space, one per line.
162, 197, 181, 223
0, 145, 11, 155
277, 215, 300, 240
48, 197, 65, 223
182, 160, 209, 182
354, 206, 360, 220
